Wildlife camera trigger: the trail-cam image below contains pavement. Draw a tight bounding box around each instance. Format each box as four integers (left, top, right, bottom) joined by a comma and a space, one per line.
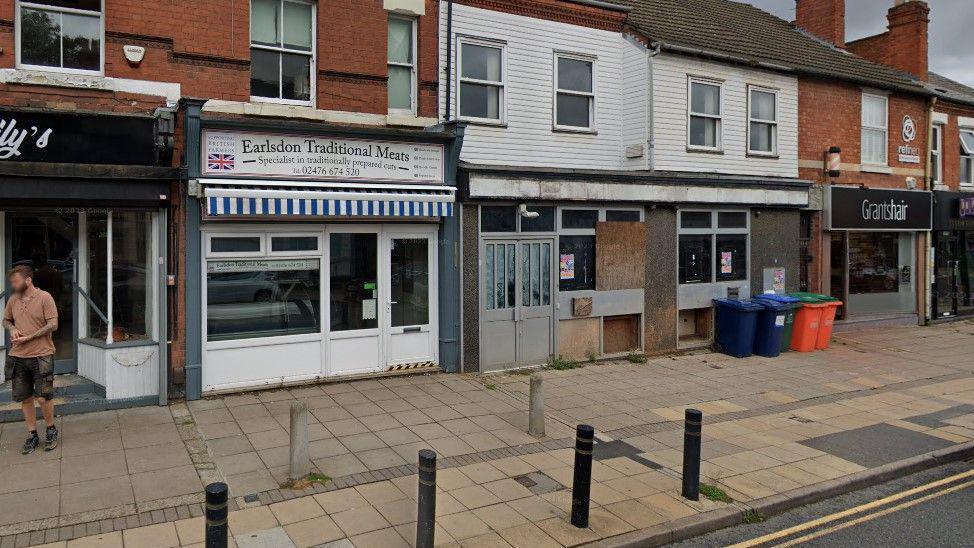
672, 459, 974, 547
0, 320, 973, 547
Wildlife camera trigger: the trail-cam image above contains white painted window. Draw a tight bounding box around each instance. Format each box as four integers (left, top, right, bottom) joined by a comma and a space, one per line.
387, 15, 416, 114
553, 53, 595, 131
688, 78, 722, 151
250, 0, 315, 105
961, 130, 974, 187
861, 93, 888, 166
748, 86, 778, 155
16, 0, 103, 75
457, 37, 505, 123
930, 124, 942, 185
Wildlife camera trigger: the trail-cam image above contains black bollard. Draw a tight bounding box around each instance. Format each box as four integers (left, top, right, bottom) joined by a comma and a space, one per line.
570, 424, 595, 528
416, 449, 437, 548
205, 482, 229, 548
681, 409, 703, 501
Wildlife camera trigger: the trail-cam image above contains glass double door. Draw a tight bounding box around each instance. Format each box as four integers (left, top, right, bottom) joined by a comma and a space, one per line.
935, 231, 974, 318
480, 238, 554, 371
5, 213, 78, 374
327, 227, 436, 375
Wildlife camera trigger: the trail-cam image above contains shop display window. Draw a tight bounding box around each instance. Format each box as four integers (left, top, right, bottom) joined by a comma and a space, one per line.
558, 235, 595, 291
678, 210, 748, 285
848, 232, 900, 294
678, 234, 712, 284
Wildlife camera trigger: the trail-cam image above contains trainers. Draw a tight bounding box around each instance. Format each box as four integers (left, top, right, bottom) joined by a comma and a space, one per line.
44, 426, 58, 452
21, 432, 39, 455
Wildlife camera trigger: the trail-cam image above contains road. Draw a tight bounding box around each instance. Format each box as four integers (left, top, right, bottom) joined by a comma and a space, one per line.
671, 459, 974, 548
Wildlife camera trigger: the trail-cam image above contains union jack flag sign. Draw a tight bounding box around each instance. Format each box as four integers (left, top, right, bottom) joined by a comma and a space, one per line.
208, 153, 235, 171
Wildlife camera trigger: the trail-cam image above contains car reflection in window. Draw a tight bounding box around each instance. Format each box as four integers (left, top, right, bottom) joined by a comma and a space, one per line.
207, 268, 321, 341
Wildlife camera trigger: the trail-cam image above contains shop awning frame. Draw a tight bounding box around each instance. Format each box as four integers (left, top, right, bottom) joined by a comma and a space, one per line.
199, 178, 455, 218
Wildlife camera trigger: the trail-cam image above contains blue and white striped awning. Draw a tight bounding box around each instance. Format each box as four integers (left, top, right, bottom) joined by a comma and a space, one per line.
202, 180, 454, 218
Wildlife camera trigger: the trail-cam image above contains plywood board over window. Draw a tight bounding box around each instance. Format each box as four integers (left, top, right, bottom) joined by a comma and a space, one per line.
595, 221, 647, 290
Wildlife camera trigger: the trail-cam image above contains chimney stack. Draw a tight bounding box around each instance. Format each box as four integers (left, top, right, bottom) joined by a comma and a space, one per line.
885, 0, 929, 80
795, 0, 846, 48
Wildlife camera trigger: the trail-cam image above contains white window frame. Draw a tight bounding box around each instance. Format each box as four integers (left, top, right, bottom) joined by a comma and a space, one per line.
861, 92, 889, 167
206, 233, 267, 258
687, 77, 723, 152
930, 124, 942, 185
552, 52, 597, 132
961, 129, 974, 187
456, 36, 506, 125
250, 0, 316, 107
677, 209, 749, 285
15, 0, 105, 76
747, 85, 778, 156
387, 14, 417, 116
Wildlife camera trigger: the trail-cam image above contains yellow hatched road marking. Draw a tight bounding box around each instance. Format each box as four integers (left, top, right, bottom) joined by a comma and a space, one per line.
728, 469, 974, 548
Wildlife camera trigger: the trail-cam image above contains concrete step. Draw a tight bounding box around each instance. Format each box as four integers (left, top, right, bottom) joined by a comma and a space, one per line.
0, 374, 102, 404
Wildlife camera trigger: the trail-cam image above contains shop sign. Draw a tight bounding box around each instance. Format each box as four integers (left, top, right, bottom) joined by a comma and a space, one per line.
896, 116, 921, 163
961, 197, 974, 218
207, 258, 318, 273
827, 186, 932, 231
202, 129, 445, 184
0, 109, 158, 165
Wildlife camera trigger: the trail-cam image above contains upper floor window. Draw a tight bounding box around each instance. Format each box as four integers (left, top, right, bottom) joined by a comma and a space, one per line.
458, 38, 504, 123
688, 78, 722, 151
554, 53, 595, 131
748, 86, 777, 156
961, 130, 974, 187
861, 93, 888, 166
250, 0, 314, 104
387, 16, 416, 114
17, 0, 102, 74
930, 124, 942, 185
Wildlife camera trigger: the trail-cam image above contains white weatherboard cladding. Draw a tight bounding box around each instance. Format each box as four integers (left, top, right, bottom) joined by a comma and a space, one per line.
652, 54, 799, 178
440, 3, 644, 170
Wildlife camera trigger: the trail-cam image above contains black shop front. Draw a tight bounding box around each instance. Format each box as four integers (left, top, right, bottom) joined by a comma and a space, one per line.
932, 191, 974, 319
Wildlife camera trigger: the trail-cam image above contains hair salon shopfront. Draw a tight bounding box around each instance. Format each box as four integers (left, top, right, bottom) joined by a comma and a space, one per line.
0, 108, 173, 416
825, 186, 932, 324
182, 108, 462, 398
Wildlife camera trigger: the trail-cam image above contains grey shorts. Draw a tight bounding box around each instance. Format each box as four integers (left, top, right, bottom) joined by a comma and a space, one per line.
6, 355, 55, 402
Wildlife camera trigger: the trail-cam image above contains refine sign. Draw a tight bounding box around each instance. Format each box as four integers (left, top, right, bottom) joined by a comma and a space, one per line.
828, 186, 932, 231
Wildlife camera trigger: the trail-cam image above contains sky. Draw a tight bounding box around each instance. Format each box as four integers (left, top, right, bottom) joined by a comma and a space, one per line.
740, 0, 974, 87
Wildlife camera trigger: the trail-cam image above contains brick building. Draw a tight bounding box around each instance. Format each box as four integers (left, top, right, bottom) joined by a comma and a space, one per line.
0, 0, 464, 411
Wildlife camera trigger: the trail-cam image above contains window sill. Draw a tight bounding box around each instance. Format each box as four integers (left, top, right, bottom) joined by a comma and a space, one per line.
458, 117, 507, 128
0, 69, 181, 105
552, 126, 597, 135
687, 147, 724, 155
861, 164, 892, 174
747, 152, 779, 159
250, 96, 314, 108
79, 337, 158, 349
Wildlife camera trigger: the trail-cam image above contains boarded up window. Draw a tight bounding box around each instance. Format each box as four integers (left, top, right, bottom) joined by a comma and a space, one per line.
595, 221, 647, 291
603, 314, 640, 354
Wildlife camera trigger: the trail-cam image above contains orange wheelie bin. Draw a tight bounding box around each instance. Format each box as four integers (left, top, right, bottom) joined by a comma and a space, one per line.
813, 296, 842, 350
788, 294, 828, 352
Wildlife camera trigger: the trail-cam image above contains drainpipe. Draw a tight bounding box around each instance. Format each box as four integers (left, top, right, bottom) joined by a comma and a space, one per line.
444, 0, 454, 121
647, 41, 661, 170
924, 96, 938, 324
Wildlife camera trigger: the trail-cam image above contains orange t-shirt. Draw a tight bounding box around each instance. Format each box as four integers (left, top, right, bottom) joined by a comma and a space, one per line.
4, 287, 58, 358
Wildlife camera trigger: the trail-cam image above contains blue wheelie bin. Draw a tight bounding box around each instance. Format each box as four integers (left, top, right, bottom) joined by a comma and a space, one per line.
751, 298, 792, 358
753, 294, 801, 354
713, 299, 764, 358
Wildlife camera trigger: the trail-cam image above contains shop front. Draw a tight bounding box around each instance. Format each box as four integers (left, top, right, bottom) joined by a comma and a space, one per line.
0, 108, 173, 412
182, 110, 461, 396
825, 186, 932, 323
932, 192, 974, 319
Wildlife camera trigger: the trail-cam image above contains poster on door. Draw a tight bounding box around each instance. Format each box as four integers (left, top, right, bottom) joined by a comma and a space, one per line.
560, 254, 575, 280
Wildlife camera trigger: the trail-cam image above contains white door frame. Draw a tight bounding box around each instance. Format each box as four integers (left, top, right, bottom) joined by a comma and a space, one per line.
382, 226, 439, 367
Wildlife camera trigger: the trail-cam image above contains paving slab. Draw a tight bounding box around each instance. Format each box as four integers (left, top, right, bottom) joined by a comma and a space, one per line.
800, 422, 955, 468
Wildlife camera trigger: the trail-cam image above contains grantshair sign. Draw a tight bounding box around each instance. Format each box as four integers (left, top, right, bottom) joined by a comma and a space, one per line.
201, 129, 445, 184
827, 186, 932, 231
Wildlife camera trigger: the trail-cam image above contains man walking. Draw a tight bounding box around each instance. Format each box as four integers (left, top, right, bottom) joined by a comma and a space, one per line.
4, 265, 59, 454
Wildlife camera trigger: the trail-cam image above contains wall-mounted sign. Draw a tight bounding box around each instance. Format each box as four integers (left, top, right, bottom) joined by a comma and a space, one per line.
0, 109, 158, 165
897, 145, 921, 164
902, 115, 917, 142
206, 258, 318, 273
961, 197, 974, 218
827, 186, 932, 231
201, 129, 445, 184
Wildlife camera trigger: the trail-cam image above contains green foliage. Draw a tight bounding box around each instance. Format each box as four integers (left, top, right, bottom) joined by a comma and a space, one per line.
699, 483, 733, 503
626, 352, 647, 364
547, 355, 581, 370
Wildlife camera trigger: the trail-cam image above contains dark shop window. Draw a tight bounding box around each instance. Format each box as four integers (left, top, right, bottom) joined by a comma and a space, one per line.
211, 236, 261, 253
558, 235, 595, 291
715, 234, 747, 281
605, 210, 641, 222
480, 206, 517, 232
717, 211, 748, 229
679, 234, 712, 284
561, 209, 599, 229
519, 206, 555, 232
680, 211, 712, 229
